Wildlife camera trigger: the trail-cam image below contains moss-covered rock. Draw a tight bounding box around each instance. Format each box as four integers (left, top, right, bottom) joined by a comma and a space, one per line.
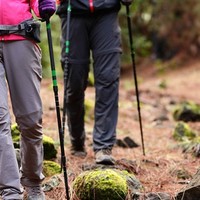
11, 123, 57, 160
43, 135, 57, 160
173, 121, 196, 141
43, 160, 61, 177
72, 169, 137, 200
173, 101, 200, 122
180, 136, 200, 157
172, 122, 200, 157
42, 175, 62, 192
11, 123, 21, 148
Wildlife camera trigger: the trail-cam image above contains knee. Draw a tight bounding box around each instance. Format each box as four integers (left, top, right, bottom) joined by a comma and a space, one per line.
95, 54, 120, 86
16, 110, 42, 132
96, 70, 120, 88
17, 111, 43, 142
67, 88, 85, 104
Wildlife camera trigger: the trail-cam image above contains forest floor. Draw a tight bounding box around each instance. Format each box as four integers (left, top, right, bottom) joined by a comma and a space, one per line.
38, 56, 200, 199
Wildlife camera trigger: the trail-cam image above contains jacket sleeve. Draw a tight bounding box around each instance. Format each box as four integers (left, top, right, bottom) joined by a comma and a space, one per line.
30, 0, 40, 18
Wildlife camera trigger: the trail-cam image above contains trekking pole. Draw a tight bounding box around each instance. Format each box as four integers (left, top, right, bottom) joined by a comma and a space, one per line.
45, 18, 70, 200
62, 0, 71, 138
125, 4, 145, 156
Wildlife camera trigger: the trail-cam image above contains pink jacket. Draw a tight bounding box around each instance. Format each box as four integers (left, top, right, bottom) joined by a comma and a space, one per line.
0, 0, 40, 41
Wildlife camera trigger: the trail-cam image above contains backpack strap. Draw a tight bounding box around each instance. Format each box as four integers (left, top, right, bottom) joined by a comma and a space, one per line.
0, 19, 41, 43
0, 24, 26, 35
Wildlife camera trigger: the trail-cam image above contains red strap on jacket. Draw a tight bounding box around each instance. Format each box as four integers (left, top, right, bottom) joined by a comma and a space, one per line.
56, 0, 60, 5
89, 0, 94, 12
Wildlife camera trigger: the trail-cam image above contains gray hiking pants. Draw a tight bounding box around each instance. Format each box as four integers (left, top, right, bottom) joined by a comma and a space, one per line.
60, 11, 121, 151
0, 40, 44, 199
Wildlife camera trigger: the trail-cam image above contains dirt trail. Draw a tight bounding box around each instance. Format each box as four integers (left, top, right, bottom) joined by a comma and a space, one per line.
38, 58, 200, 199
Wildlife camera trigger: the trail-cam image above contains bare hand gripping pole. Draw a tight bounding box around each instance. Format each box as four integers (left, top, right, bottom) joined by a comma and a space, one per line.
45, 19, 70, 200
125, 4, 146, 156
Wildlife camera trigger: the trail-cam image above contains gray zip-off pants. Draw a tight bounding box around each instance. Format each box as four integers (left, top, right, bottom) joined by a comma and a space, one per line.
60, 11, 122, 151
0, 40, 44, 200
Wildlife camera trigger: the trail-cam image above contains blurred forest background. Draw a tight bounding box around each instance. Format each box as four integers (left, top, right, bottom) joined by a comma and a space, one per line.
39, 0, 200, 78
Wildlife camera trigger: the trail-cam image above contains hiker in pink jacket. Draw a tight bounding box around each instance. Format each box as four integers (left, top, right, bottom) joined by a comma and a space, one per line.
0, 0, 55, 199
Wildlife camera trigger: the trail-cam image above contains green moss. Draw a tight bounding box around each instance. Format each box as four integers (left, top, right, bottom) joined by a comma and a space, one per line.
43, 135, 57, 160
72, 169, 128, 200
11, 123, 57, 160
43, 160, 61, 177
158, 79, 167, 89
173, 121, 196, 141
11, 123, 20, 135
173, 101, 200, 122
192, 136, 200, 143
179, 137, 200, 157
11, 123, 20, 148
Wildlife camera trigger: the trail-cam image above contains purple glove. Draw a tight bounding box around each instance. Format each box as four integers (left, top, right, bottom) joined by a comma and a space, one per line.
39, 0, 56, 20
121, 0, 133, 6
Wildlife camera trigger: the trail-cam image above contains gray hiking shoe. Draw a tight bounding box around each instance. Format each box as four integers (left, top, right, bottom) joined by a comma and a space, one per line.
70, 145, 87, 158
95, 149, 115, 165
25, 186, 45, 200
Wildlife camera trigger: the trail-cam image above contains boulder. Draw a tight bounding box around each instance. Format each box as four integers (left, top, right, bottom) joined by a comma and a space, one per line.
173, 121, 196, 142
43, 160, 61, 177
11, 123, 57, 160
172, 122, 200, 157
72, 168, 142, 200
173, 101, 200, 122
175, 168, 200, 200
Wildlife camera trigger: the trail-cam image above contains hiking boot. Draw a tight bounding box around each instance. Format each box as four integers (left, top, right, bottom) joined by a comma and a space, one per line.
95, 149, 115, 165
70, 145, 87, 158
25, 186, 45, 200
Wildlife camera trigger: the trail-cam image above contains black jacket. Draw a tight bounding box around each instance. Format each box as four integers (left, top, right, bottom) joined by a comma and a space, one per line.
56, 0, 121, 17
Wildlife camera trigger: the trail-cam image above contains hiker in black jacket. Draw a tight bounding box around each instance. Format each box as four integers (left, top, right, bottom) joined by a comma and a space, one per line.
56, 0, 133, 165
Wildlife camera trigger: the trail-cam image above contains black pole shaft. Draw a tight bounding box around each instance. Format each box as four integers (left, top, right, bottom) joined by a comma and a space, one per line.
126, 5, 145, 156
46, 19, 70, 200
62, 0, 71, 138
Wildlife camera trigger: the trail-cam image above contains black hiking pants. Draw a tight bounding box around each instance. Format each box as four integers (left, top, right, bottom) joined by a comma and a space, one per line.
60, 11, 121, 151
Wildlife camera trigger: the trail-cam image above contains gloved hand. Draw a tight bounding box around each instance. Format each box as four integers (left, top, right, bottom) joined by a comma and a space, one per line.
39, 0, 56, 20
121, 0, 133, 6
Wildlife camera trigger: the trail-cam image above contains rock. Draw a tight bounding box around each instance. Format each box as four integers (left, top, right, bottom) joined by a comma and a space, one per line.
11, 123, 57, 160
124, 136, 140, 148
43, 135, 57, 160
172, 122, 200, 157
115, 159, 139, 174
43, 160, 61, 177
173, 101, 200, 122
173, 121, 196, 142
116, 138, 128, 148
170, 168, 192, 180
116, 136, 139, 148
139, 192, 171, 200
175, 168, 200, 200
42, 175, 62, 192
72, 168, 142, 200
11, 123, 20, 148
